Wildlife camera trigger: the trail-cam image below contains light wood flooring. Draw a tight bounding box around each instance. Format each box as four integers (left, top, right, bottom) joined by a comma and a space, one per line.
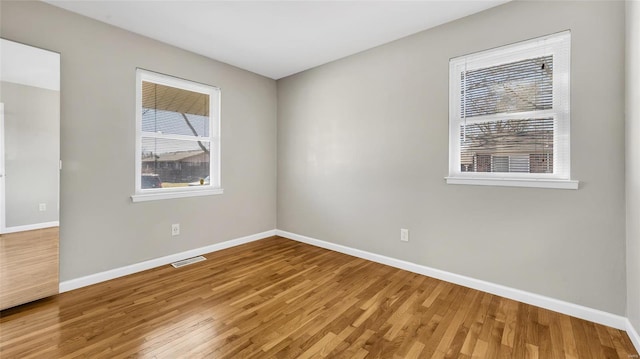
0, 236, 637, 358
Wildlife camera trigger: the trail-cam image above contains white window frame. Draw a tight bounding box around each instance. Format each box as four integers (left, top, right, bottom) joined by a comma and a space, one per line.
131, 69, 222, 202
446, 31, 578, 190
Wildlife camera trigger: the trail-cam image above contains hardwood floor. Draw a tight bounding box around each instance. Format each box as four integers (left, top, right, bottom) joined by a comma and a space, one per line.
0, 236, 637, 358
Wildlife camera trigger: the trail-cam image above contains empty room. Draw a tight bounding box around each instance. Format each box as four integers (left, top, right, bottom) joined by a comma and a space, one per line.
1, 0, 639, 357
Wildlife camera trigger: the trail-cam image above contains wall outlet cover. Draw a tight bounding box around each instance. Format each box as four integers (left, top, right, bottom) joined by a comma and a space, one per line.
400, 228, 409, 242
171, 224, 180, 236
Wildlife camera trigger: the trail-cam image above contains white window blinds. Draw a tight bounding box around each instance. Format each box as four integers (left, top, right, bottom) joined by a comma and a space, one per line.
448, 31, 573, 187
461, 55, 553, 118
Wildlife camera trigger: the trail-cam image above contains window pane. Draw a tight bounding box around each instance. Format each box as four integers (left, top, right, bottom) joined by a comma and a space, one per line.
142, 81, 210, 137
141, 137, 210, 188
460, 118, 553, 174
461, 55, 553, 118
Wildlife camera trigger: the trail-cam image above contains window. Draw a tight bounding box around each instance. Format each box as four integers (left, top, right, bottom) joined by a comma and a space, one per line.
447, 31, 578, 189
132, 69, 222, 202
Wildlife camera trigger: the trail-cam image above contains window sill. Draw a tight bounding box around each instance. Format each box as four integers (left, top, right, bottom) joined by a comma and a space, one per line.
131, 188, 224, 202
445, 177, 579, 190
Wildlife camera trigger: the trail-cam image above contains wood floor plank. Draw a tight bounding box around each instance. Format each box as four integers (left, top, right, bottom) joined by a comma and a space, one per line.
0, 236, 637, 358
547, 310, 567, 359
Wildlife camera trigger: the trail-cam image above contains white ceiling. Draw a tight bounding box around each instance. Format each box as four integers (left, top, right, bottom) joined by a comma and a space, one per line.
45, 1, 510, 80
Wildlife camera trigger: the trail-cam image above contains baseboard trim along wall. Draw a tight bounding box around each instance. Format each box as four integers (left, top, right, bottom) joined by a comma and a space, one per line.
627, 319, 640, 355
275, 229, 629, 332
59, 230, 276, 293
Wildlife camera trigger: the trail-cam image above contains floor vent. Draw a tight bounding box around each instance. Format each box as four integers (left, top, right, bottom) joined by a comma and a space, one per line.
171, 256, 206, 268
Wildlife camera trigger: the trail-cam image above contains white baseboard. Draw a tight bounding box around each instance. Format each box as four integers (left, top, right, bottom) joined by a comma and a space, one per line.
59, 230, 276, 293
627, 319, 640, 354
276, 229, 628, 331
2, 221, 58, 234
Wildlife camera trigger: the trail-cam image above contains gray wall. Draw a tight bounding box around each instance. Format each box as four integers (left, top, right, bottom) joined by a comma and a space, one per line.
277, 0, 627, 315
626, 0, 640, 337
0, 1, 277, 281
2, 81, 60, 227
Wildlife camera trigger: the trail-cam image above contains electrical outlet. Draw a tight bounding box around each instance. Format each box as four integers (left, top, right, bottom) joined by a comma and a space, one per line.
400, 228, 409, 242
39, 203, 47, 211
171, 223, 180, 236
